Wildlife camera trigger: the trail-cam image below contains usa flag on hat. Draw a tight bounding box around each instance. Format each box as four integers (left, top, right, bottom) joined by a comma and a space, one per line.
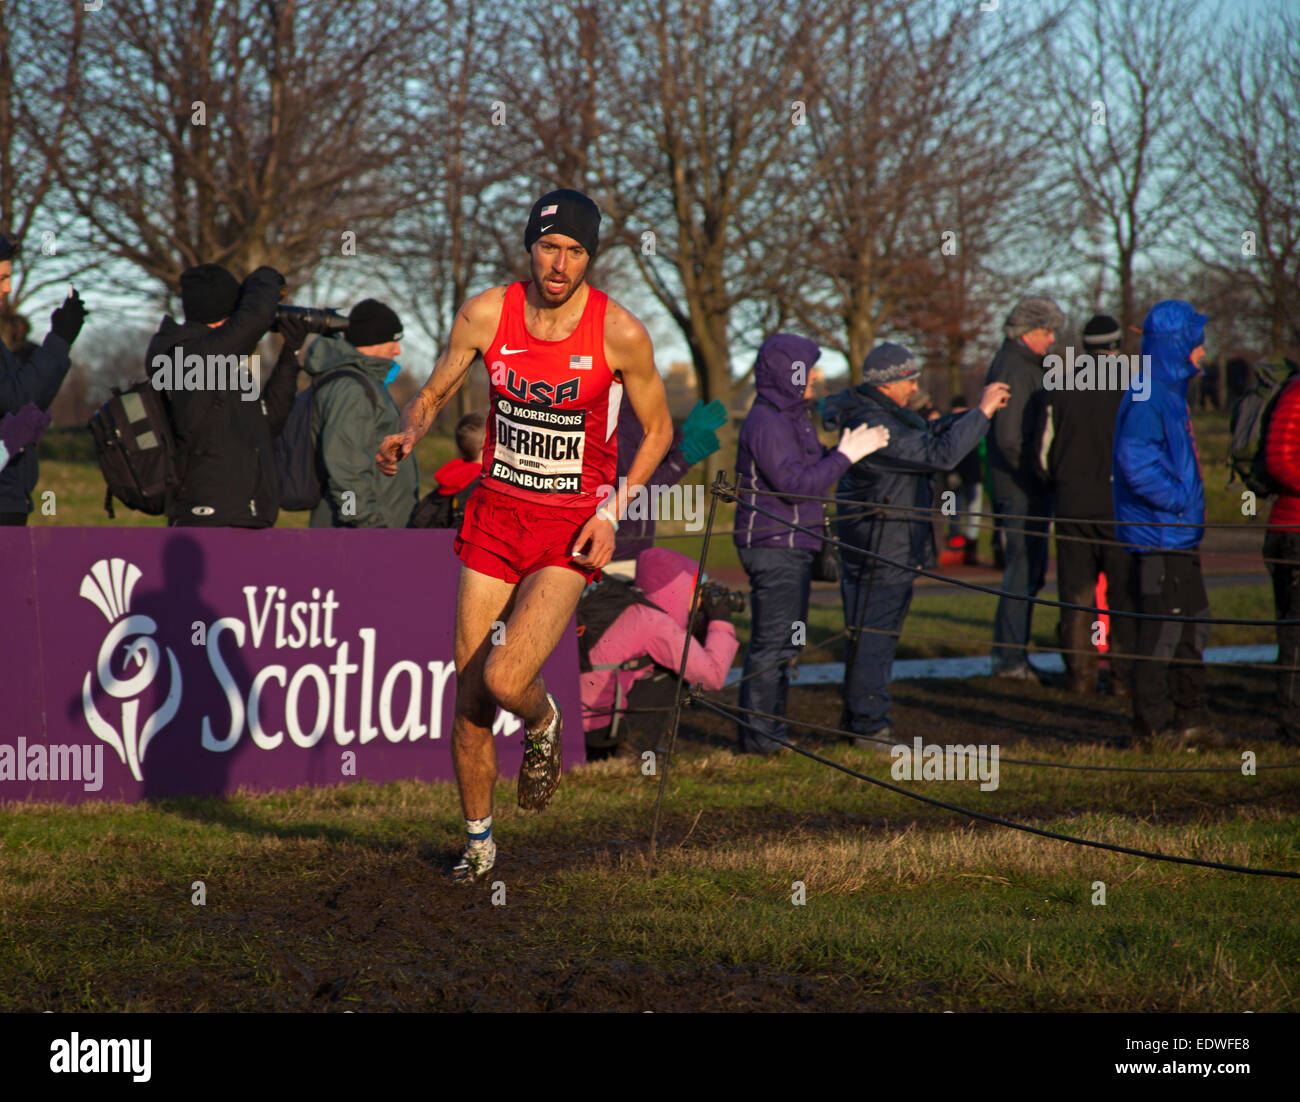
541, 204, 559, 216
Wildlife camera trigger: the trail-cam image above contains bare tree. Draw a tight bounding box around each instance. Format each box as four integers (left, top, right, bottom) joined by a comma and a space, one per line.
1190, 5, 1300, 357
1039, 0, 1202, 352
50, 0, 429, 299
0, 1, 91, 344
503, 0, 837, 408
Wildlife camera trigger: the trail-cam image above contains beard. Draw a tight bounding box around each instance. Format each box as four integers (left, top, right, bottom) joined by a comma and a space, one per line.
530, 259, 587, 307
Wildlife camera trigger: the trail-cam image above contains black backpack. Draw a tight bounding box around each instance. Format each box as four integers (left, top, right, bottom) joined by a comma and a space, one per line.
1227, 358, 1298, 497
274, 369, 378, 511
575, 576, 665, 672
408, 475, 481, 529
88, 382, 178, 518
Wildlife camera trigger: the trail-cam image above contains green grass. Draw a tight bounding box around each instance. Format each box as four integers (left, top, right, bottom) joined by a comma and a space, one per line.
2, 738, 1297, 1012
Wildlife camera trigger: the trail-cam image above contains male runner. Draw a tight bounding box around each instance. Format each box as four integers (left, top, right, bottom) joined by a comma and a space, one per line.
377, 189, 673, 881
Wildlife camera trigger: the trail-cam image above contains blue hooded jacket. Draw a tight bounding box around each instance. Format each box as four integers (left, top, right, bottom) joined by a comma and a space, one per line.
733, 334, 850, 550
1113, 300, 1207, 552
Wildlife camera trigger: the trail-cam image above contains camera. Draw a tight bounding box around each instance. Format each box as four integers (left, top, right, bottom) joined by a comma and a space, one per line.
700, 580, 746, 613
273, 304, 350, 334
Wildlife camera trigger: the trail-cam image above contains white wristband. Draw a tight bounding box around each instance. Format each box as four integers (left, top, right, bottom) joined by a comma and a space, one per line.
597, 505, 620, 531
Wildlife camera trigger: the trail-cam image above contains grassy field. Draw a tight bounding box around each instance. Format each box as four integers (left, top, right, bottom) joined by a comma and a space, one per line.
7, 412, 1294, 1013
2, 673, 1297, 1012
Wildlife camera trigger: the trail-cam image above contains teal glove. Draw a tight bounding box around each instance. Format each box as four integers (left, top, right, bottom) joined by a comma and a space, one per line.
681, 399, 727, 465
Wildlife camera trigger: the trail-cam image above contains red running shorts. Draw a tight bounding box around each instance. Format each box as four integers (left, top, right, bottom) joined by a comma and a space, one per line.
455, 487, 601, 584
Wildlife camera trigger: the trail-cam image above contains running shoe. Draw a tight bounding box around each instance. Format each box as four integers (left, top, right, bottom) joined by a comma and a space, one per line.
451, 837, 497, 883
518, 693, 562, 810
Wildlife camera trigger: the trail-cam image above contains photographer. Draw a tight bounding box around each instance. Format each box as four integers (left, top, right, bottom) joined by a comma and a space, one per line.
579, 547, 739, 760
145, 263, 303, 528
0, 233, 87, 525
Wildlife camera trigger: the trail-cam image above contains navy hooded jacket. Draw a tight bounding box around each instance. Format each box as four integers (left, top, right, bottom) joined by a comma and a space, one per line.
822, 383, 990, 587
733, 334, 850, 551
1113, 300, 1206, 552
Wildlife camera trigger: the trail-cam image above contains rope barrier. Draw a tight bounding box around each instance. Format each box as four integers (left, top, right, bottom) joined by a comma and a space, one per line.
735, 483, 1300, 532
724, 482, 1300, 628
687, 693, 1300, 878
697, 696, 1300, 774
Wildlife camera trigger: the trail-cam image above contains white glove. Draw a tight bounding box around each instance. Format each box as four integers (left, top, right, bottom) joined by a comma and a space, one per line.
836, 423, 890, 464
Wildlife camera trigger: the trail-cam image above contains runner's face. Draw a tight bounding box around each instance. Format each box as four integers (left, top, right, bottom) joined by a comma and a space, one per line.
0, 261, 10, 301
530, 234, 589, 306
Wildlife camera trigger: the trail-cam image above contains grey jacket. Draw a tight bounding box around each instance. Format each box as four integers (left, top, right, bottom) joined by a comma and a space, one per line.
305, 336, 418, 529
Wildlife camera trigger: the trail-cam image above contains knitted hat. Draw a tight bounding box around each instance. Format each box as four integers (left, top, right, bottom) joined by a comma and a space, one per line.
180, 264, 240, 324
1082, 314, 1122, 350
524, 188, 600, 257
346, 299, 403, 347
860, 341, 920, 386
1004, 296, 1065, 339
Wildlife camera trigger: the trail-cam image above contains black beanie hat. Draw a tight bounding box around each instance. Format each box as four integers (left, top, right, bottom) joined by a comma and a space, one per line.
1082, 314, 1122, 350
524, 188, 600, 258
180, 264, 241, 324
346, 299, 403, 348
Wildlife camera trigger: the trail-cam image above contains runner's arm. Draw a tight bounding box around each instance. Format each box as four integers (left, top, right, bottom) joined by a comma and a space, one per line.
602, 302, 672, 521
377, 287, 502, 475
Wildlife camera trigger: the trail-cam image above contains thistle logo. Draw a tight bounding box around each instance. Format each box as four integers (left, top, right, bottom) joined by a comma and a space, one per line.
80, 558, 182, 781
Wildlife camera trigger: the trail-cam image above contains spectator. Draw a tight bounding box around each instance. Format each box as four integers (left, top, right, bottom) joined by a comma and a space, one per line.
733, 333, 888, 754
605, 397, 725, 574
945, 395, 985, 566
146, 263, 300, 527
0, 233, 86, 525
1033, 314, 1136, 696
1263, 358, 1300, 745
823, 342, 1008, 741
307, 299, 419, 529
579, 547, 739, 759
1225, 356, 1252, 409
1113, 300, 1221, 748
983, 296, 1064, 678
410, 410, 484, 529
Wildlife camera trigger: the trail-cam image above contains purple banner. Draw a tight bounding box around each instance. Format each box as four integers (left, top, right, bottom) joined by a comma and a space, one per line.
0, 528, 582, 803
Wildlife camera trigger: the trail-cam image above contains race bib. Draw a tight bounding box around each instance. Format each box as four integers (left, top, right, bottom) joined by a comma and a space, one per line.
490, 396, 586, 494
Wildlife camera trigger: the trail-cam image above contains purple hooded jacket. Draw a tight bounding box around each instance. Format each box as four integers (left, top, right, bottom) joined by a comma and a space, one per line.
734, 334, 850, 550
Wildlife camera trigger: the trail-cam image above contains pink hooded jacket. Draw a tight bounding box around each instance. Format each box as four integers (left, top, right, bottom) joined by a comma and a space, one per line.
581, 547, 739, 732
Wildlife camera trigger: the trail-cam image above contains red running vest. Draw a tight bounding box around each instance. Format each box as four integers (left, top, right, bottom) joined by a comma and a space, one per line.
479, 280, 623, 509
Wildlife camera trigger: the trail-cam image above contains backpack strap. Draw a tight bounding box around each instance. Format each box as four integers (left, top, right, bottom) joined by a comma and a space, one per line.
312, 367, 381, 411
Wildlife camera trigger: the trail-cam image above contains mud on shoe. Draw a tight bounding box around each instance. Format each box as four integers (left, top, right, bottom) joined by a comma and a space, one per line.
452, 837, 497, 884
518, 693, 562, 811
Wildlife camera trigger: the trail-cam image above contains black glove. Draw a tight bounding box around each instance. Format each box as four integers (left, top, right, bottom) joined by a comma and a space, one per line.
0, 403, 51, 454
700, 586, 735, 625
277, 313, 309, 357
50, 289, 87, 345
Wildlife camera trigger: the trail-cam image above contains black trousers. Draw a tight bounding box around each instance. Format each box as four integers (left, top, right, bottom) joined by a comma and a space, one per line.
1131, 551, 1209, 733
585, 669, 682, 759
1264, 530, 1300, 739
1055, 520, 1136, 689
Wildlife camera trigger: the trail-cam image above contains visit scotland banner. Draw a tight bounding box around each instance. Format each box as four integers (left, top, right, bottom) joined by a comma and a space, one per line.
0, 528, 582, 803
